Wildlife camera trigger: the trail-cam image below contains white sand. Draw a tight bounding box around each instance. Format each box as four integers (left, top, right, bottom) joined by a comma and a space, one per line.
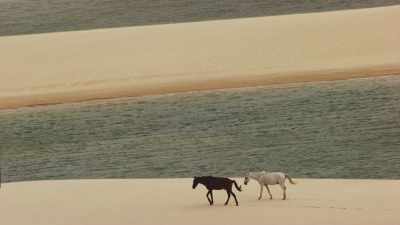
1, 179, 399, 225
1, 6, 399, 109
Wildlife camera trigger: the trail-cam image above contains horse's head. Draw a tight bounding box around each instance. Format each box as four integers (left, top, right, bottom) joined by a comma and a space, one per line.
192, 176, 200, 189
244, 173, 250, 185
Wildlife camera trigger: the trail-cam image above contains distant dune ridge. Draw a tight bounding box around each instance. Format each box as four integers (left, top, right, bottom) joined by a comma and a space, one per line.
2, 0, 400, 36
1, 5, 400, 110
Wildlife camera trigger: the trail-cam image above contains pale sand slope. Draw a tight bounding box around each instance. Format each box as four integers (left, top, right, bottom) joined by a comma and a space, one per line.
1, 179, 399, 225
1, 6, 400, 109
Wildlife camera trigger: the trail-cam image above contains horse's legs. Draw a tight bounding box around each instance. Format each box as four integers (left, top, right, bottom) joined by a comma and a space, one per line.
265, 184, 273, 199
210, 190, 214, 205
206, 190, 213, 205
258, 183, 264, 200
224, 190, 231, 205
280, 184, 287, 200
231, 191, 239, 206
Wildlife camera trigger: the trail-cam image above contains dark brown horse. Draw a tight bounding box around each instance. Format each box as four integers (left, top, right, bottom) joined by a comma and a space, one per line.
192, 176, 242, 206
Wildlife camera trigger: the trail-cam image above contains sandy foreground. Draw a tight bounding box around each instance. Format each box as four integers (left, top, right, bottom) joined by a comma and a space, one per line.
1, 6, 400, 109
1, 178, 399, 225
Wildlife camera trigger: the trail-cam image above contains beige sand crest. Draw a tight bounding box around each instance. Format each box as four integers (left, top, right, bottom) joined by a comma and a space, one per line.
1, 6, 400, 109
1, 178, 399, 225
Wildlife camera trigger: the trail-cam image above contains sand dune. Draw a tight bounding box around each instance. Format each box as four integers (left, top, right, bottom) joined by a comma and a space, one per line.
1, 6, 400, 109
1, 178, 399, 225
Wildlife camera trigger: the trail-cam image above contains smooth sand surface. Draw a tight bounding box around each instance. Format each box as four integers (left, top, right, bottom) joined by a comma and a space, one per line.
1, 6, 400, 109
1, 178, 399, 225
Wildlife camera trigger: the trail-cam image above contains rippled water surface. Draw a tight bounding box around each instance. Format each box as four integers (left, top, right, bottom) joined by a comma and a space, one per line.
1, 76, 400, 182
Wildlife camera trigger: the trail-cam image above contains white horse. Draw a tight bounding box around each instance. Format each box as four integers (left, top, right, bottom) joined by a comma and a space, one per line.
244, 171, 296, 200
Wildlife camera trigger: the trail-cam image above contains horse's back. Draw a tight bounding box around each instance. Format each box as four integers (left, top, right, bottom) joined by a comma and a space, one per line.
268, 172, 285, 177
215, 176, 234, 185
262, 172, 286, 184
206, 176, 233, 189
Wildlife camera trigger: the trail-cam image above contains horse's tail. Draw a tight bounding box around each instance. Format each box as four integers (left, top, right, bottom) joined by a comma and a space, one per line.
285, 174, 296, 185
233, 180, 242, 192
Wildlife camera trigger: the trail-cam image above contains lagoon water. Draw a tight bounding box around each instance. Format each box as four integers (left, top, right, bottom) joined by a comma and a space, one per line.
1, 76, 400, 182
